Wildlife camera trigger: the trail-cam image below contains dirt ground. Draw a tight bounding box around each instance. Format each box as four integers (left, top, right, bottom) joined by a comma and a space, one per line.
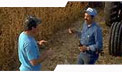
41, 11, 122, 71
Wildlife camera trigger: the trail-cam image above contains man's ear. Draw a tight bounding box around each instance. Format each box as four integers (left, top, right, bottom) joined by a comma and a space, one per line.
31, 27, 35, 30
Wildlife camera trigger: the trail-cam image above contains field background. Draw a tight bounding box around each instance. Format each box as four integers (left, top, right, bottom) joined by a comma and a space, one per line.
1, 2, 120, 71
0, 2, 88, 70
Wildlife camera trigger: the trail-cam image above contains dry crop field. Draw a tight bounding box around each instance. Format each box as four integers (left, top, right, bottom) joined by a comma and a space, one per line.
0, 2, 87, 70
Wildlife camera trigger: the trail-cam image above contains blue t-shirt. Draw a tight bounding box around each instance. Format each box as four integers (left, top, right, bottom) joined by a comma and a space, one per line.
18, 32, 41, 71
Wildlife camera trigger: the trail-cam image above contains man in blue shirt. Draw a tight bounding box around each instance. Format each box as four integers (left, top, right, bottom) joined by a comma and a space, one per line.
69, 7, 103, 64
18, 15, 53, 71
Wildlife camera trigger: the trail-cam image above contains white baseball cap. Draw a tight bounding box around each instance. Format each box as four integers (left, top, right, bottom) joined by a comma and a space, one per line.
85, 7, 97, 16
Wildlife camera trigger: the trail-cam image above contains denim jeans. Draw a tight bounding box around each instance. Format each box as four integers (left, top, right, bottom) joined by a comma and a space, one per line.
77, 51, 99, 64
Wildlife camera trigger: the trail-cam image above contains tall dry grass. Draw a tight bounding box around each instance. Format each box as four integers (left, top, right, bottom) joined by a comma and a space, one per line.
0, 2, 87, 70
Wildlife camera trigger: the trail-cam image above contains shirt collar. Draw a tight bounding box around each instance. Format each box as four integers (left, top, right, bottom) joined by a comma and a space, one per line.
87, 21, 96, 28
88, 24, 92, 27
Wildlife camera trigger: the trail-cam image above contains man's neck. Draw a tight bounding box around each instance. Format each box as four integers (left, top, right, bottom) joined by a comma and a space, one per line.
24, 31, 33, 37
88, 20, 94, 24
87, 20, 94, 27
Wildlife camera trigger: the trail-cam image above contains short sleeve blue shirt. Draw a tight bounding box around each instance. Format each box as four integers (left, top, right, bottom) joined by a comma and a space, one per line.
18, 32, 41, 71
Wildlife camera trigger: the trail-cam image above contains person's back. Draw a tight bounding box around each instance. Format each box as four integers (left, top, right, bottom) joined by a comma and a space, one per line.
18, 15, 53, 71
18, 32, 41, 71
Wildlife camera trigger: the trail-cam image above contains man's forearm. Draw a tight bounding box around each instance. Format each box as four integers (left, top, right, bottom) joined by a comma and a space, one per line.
37, 52, 48, 64
30, 52, 48, 66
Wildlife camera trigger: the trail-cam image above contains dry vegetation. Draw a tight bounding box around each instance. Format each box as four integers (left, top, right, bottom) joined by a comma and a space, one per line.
41, 5, 122, 71
0, 2, 88, 70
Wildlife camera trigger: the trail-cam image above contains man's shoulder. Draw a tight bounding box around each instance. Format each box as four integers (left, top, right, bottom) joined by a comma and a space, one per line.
19, 32, 32, 44
94, 22, 102, 31
19, 32, 26, 39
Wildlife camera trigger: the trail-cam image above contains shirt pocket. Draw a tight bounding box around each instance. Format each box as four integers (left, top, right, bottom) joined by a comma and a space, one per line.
87, 33, 95, 44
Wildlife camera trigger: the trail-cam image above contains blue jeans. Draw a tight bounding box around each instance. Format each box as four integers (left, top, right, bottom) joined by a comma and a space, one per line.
77, 51, 99, 64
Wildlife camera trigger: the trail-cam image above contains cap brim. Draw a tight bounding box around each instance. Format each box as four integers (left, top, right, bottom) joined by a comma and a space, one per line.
34, 18, 42, 24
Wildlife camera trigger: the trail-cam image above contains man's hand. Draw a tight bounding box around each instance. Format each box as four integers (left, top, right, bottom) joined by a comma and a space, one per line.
68, 28, 73, 34
78, 46, 87, 52
37, 40, 47, 46
68, 28, 77, 34
30, 48, 53, 66
68, 28, 76, 34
